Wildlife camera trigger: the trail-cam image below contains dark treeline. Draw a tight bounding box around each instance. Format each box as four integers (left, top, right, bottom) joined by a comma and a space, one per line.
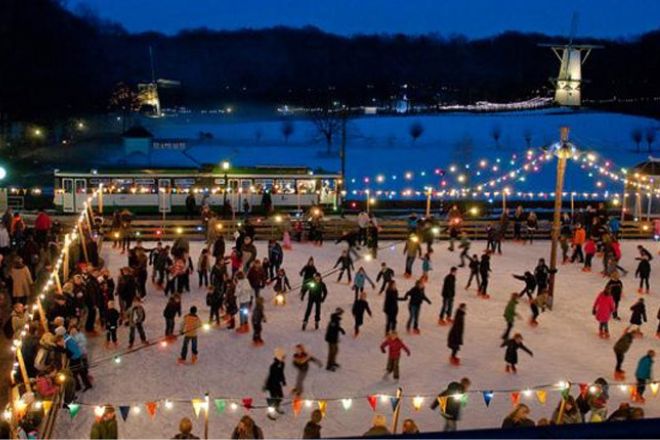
1, 0, 659, 123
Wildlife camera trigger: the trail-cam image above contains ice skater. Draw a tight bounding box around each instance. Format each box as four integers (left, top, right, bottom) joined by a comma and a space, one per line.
438, 267, 457, 325
635, 255, 651, 294
178, 306, 201, 365
501, 333, 533, 374
291, 344, 322, 396
613, 328, 641, 381
376, 262, 394, 294
447, 303, 466, 365
403, 280, 432, 334
627, 298, 647, 334
334, 250, 354, 283
380, 331, 410, 380
464, 254, 480, 290
352, 267, 375, 301
351, 292, 372, 337
592, 289, 616, 338
265, 348, 287, 419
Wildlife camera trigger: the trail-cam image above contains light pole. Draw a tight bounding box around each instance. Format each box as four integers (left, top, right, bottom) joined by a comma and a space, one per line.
548, 127, 572, 306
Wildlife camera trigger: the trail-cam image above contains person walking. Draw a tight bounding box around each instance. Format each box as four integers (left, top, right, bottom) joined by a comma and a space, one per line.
127, 296, 148, 349
447, 303, 466, 365
178, 306, 201, 365
380, 331, 410, 380
325, 308, 345, 371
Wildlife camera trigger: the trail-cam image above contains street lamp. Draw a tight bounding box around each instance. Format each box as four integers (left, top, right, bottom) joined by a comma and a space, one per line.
221, 161, 230, 206
0, 167, 6, 181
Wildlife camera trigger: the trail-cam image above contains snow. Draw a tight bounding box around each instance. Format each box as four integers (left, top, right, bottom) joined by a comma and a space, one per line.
53, 237, 660, 438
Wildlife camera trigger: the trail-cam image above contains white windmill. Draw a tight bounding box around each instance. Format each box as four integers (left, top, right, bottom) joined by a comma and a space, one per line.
540, 14, 602, 107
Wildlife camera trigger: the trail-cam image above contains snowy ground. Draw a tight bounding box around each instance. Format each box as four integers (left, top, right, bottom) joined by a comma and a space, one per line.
54, 238, 660, 438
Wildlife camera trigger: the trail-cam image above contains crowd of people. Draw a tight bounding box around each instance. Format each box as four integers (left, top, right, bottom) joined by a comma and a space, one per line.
1, 202, 658, 439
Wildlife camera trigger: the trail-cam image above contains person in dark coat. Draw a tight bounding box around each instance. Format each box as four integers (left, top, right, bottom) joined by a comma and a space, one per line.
351, 292, 372, 337
376, 262, 394, 294
635, 256, 651, 294
605, 272, 624, 320
302, 410, 323, 439
478, 252, 492, 297
465, 254, 481, 290
629, 298, 647, 332
301, 273, 327, 331
447, 304, 466, 365
403, 280, 432, 334
185, 193, 197, 220
335, 230, 360, 259
265, 348, 287, 418
212, 236, 226, 263
267, 240, 283, 279
334, 250, 354, 283
383, 280, 404, 335
501, 333, 533, 373
299, 257, 317, 294
533, 258, 556, 295
614, 328, 641, 380
325, 308, 345, 371
513, 272, 536, 301
439, 267, 457, 324
430, 377, 471, 431
163, 294, 182, 339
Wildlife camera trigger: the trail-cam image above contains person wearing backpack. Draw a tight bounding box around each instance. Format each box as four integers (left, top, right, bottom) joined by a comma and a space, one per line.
128, 296, 148, 348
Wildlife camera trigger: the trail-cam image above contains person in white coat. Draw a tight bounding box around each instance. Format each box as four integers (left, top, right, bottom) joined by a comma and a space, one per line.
235, 271, 254, 333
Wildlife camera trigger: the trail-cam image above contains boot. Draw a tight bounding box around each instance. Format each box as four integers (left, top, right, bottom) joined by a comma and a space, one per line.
614, 370, 625, 381
529, 318, 538, 327
191, 355, 198, 365
511, 365, 517, 374
301, 321, 307, 331
505, 365, 511, 373
450, 356, 460, 366
314, 321, 319, 330
413, 328, 421, 335
438, 318, 447, 326
445, 318, 454, 324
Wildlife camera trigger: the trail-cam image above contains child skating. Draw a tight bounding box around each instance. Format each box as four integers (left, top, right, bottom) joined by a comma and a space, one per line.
351, 292, 372, 337
380, 331, 410, 380
501, 333, 533, 374
593, 289, 616, 338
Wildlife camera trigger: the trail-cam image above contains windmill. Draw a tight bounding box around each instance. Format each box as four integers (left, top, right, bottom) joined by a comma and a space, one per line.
540, 14, 602, 107
137, 46, 162, 117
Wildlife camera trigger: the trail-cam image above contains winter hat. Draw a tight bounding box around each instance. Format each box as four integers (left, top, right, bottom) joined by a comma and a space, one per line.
190, 306, 198, 314
274, 347, 286, 361
334, 307, 344, 315
54, 326, 66, 337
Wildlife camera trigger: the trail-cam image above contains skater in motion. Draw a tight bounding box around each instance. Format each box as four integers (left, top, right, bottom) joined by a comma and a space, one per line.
291, 344, 322, 396
613, 328, 641, 381
592, 289, 616, 338
501, 333, 533, 374
299, 257, 317, 294
605, 272, 623, 321
383, 280, 404, 335
464, 254, 480, 290
178, 306, 201, 365
351, 292, 372, 337
447, 303, 466, 366
334, 250, 354, 283
478, 251, 492, 298
512, 271, 536, 301
252, 297, 266, 346
438, 267, 457, 325
403, 279, 432, 334
430, 377, 471, 432
533, 258, 556, 296
380, 331, 410, 380
301, 273, 327, 331
264, 348, 287, 419
352, 267, 375, 301
635, 254, 651, 294
628, 297, 647, 334
502, 293, 520, 340
634, 350, 655, 403
376, 262, 394, 294
402, 234, 422, 278
325, 308, 346, 371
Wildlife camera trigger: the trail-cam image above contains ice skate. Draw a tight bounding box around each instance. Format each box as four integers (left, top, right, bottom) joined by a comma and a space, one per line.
445, 318, 454, 324
450, 356, 460, 366
505, 365, 511, 373
437, 318, 447, 326
177, 358, 186, 365
412, 328, 421, 335
191, 354, 198, 364
613, 370, 625, 381
301, 321, 307, 331
529, 318, 538, 327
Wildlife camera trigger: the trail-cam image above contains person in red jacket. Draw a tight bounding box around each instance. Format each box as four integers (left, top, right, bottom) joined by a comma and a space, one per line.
583, 238, 596, 272
380, 331, 411, 380
593, 290, 616, 338
34, 208, 52, 248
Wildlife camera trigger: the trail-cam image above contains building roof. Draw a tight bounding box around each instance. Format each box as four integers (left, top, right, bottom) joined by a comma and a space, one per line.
632, 156, 660, 176
122, 126, 154, 138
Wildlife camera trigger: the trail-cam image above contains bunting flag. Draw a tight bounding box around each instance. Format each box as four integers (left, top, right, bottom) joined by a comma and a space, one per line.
482, 391, 493, 407
242, 398, 253, 411
560, 388, 570, 400
630, 387, 638, 400
292, 397, 303, 417
318, 400, 327, 417
191, 399, 204, 418
119, 406, 131, 422
460, 394, 469, 408
437, 396, 447, 414
578, 383, 589, 397
68, 404, 81, 419
145, 402, 158, 418
650, 382, 659, 397
214, 399, 226, 415
535, 390, 547, 405
412, 397, 424, 411
367, 395, 377, 411
42, 401, 53, 415
389, 397, 400, 412
510, 392, 520, 407
341, 399, 353, 410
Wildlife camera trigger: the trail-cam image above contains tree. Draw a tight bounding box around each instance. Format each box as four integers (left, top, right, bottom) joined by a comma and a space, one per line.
523, 129, 533, 149
645, 127, 656, 153
631, 128, 643, 152
310, 108, 343, 154
281, 120, 294, 143
108, 82, 139, 132
491, 125, 502, 149
409, 121, 424, 143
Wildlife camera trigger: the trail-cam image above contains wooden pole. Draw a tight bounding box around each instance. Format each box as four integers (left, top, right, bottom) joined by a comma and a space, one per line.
548, 127, 570, 306
37, 298, 48, 332
78, 223, 89, 263
647, 192, 652, 222
15, 344, 32, 393
98, 185, 103, 215
54, 272, 63, 294
391, 387, 403, 434
204, 392, 210, 440
555, 391, 568, 424
425, 189, 432, 218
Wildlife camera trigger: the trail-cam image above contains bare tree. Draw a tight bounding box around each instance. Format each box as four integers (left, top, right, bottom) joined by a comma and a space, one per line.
631, 128, 643, 153
491, 125, 502, 149
281, 120, 294, 143
310, 108, 343, 154
409, 121, 424, 143
108, 82, 140, 132
523, 129, 533, 149
645, 127, 656, 153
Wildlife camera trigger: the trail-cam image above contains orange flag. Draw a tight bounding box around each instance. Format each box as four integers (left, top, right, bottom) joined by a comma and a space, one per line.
145, 402, 157, 418
510, 392, 521, 407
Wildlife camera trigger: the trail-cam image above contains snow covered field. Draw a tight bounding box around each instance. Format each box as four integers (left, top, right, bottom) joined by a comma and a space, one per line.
54, 238, 660, 438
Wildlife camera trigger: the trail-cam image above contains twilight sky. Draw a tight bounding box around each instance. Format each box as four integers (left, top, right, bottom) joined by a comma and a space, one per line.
71, 0, 659, 39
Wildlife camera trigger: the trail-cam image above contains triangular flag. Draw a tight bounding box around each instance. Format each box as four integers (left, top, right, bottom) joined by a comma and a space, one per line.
460, 394, 469, 408
510, 392, 520, 407
145, 402, 157, 418
578, 383, 588, 396
650, 382, 659, 397
389, 397, 400, 412
317, 400, 327, 416
214, 399, 226, 415
367, 395, 377, 411
68, 403, 81, 419
242, 398, 253, 411
292, 397, 302, 416
560, 388, 570, 400
119, 406, 131, 422
535, 390, 547, 405
482, 391, 493, 407
630, 387, 638, 400
42, 401, 53, 415
191, 399, 204, 418
411, 397, 424, 411
437, 396, 447, 414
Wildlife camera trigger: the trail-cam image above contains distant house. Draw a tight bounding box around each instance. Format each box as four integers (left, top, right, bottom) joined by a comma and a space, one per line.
122, 126, 154, 156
